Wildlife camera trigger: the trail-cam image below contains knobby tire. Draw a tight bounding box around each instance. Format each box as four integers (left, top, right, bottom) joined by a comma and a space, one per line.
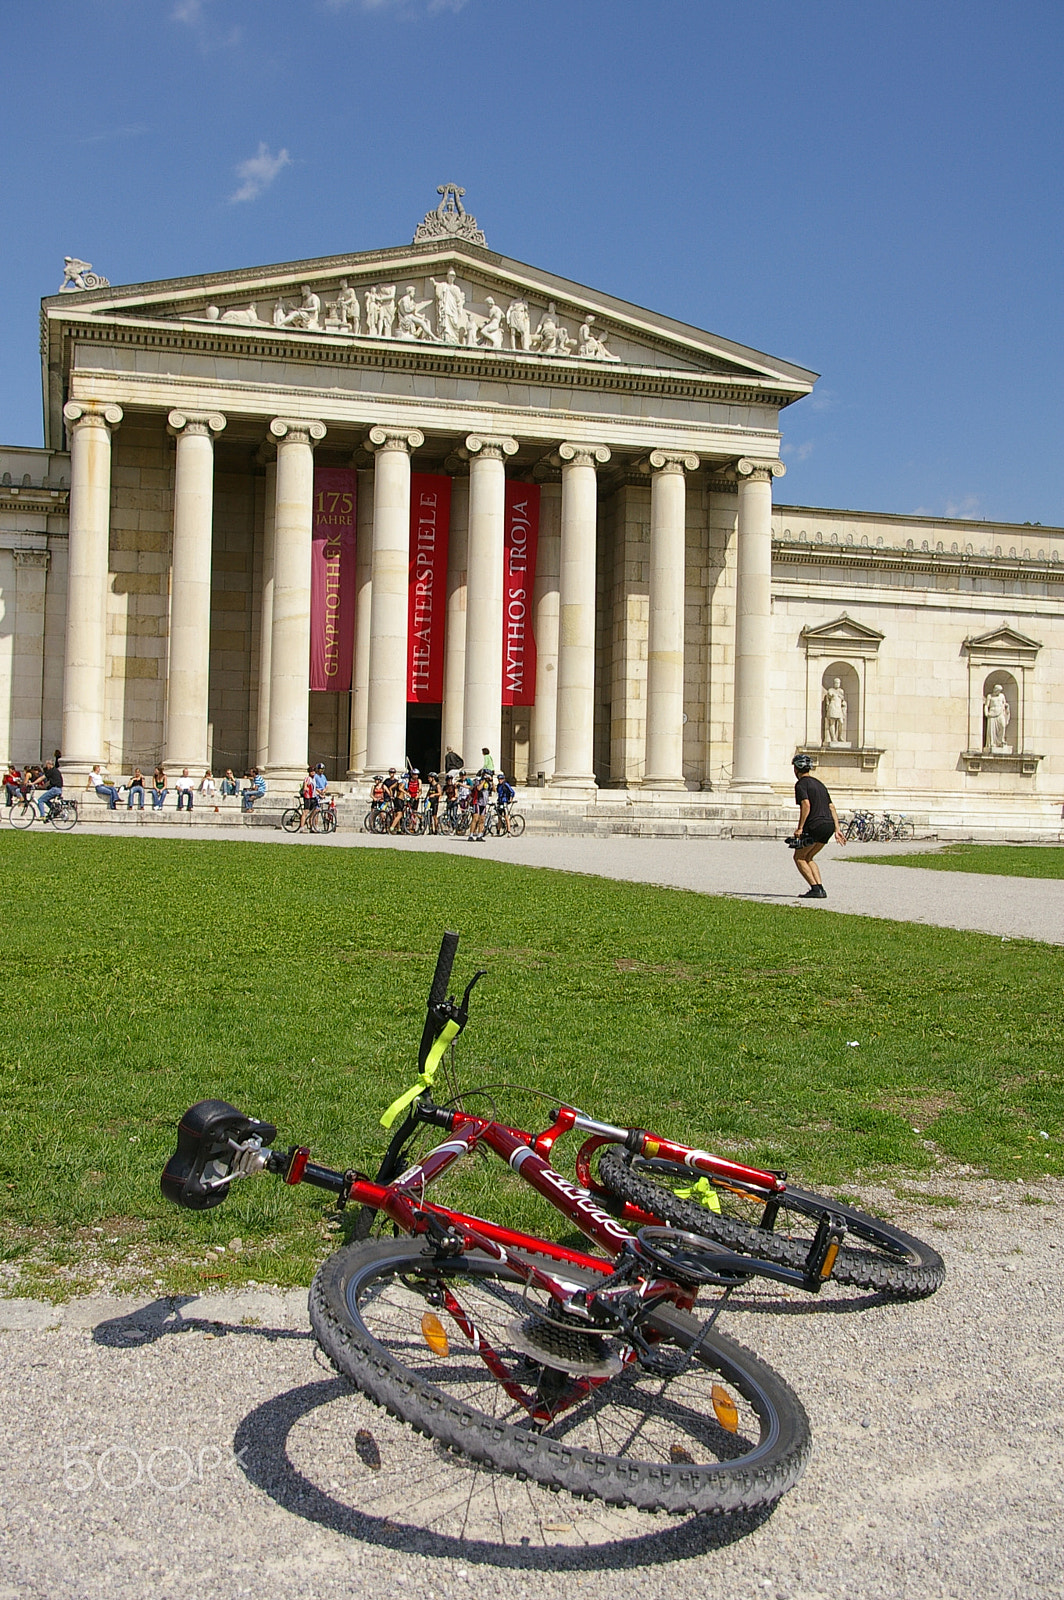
597, 1147, 944, 1299
309, 1237, 811, 1516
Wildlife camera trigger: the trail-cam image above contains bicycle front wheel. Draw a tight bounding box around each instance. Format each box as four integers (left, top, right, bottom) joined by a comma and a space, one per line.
9, 802, 36, 829
508, 811, 526, 837
310, 1238, 810, 1516
322, 809, 337, 833
51, 801, 78, 831
597, 1147, 944, 1299
281, 808, 302, 833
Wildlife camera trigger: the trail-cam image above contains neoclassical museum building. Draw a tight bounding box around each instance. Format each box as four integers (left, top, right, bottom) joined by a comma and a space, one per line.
2, 189, 1061, 833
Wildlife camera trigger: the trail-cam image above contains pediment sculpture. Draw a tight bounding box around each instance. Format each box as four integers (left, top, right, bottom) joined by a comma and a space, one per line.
59, 257, 110, 292
412, 184, 488, 247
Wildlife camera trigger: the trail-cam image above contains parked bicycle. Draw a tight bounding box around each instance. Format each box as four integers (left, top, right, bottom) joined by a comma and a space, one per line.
163, 932, 942, 1517
8, 793, 79, 830
843, 810, 876, 843
282, 795, 338, 834
876, 812, 914, 841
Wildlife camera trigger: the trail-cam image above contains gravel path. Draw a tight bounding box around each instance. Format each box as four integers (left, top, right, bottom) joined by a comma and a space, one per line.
69, 823, 1064, 945
1, 1179, 1060, 1599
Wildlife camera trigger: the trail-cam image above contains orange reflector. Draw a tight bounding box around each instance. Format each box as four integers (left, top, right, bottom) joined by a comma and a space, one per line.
421, 1311, 450, 1356
820, 1240, 840, 1280
711, 1384, 739, 1433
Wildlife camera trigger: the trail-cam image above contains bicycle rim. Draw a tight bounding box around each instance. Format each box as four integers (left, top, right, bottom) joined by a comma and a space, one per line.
9, 803, 35, 829
51, 803, 78, 831
282, 809, 302, 833
310, 1239, 810, 1515
597, 1148, 944, 1299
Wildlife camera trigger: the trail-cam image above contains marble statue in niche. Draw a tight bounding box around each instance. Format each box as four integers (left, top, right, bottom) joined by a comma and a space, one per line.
397, 286, 435, 340
365, 285, 397, 337
822, 678, 848, 745
578, 314, 620, 361
983, 685, 1012, 753
506, 299, 531, 351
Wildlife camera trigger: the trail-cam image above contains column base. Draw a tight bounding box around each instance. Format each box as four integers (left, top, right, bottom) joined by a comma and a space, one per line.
728, 780, 776, 796
163, 759, 208, 779
265, 764, 308, 790
548, 773, 598, 798
639, 775, 688, 791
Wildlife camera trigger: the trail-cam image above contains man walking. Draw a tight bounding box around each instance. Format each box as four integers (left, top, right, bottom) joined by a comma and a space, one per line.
789, 753, 844, 899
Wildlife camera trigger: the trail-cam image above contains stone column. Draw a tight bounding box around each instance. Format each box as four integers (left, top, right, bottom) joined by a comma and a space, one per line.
365, 427, 423, 773
529, 478, 561, 782
730, 457, 785, 792
61, 400, 122, 772
10, 550, 50, 762
440, 467, 469, 763
346, 465, 375, 776
255, 456, 276, 768
642, 450, 699, 788
165, 410, 225, 772
551, 442, 610, 792
462, 434, 517, 767
266, 417, 326, 782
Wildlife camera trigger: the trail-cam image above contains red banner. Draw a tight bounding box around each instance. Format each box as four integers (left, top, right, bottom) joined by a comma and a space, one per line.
502, 481, 540, 706
407, 474, 451, 702
310, 467, 357, 691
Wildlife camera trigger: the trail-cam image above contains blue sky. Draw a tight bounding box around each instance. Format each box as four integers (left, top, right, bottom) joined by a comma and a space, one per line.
2, 0, 1061, 525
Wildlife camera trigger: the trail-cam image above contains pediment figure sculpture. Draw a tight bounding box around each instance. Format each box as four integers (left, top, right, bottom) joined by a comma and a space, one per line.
799, 613, 884, 658
60, 257, 110, 292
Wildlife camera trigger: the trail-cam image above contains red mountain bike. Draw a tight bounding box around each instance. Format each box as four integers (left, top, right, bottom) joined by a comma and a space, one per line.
162, 933, 941, 1516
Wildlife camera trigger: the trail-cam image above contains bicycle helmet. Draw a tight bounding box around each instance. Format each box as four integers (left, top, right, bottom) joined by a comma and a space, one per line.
792, 753, 813, 773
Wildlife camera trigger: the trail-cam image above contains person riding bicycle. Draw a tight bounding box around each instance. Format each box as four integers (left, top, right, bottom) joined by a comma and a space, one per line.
789, 754, 845, 899
35, 752, 63, 819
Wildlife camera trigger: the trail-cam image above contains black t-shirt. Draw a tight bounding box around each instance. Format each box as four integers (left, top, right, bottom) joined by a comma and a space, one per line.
444, 751, 463, 772
795, 774, 832, 830
42, 764, 62, 791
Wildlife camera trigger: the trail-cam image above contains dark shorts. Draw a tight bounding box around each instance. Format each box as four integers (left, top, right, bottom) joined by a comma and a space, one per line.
799, 819, 835, 847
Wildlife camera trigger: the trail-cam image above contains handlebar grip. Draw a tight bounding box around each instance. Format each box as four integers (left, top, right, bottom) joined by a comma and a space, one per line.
428, 931, 459, 1008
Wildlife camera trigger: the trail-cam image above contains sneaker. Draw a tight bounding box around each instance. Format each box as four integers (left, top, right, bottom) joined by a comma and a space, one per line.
800, 886, 827, 899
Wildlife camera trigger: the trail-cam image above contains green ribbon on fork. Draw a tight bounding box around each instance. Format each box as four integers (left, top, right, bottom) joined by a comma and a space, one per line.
380, 1019, 462, 1129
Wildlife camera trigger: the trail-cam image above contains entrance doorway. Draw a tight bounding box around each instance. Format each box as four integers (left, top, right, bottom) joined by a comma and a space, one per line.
405, 704, 442, 775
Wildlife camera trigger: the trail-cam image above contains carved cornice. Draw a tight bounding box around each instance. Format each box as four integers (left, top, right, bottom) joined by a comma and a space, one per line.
558, 442, 611, 469
167, 410, 226, 439
737, 457, 785, 483
63, 400, 123, 432
0, 484, 69, 514
465, 434, 518, 462
54, 318, 805, 411
270, 418, 328, 447
706, 476, 738, 495
365, 425, 424, 455
773, 538, 1064, 584
12, 548, 50, 570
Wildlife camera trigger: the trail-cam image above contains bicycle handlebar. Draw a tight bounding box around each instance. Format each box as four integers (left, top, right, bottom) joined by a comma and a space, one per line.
428, 930, 459, 1010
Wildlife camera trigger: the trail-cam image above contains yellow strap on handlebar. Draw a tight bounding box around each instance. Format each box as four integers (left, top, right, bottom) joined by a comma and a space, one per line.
672, 1176, 723, 1214
380, 1019, 461, 1129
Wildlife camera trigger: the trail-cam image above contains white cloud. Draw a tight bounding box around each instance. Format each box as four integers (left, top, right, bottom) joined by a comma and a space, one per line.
809, 386, 835, 414
782, 440, 815, 463
944, 494, 981, 519
229, 143, 292, 204
172, 0, 241, 49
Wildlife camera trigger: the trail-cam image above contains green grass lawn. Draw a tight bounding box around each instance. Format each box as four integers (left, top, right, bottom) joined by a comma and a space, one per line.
1, 832, 1060, 1298
859, 844, 1064, 878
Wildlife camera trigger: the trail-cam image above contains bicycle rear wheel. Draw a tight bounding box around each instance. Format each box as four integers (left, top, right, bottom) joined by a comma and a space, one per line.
310, 1238, 810, 1516
597, 1147, 944, 1299
9, 802, 36, 829
508, 811, 526, 837
322, 809, 337, 833
51, 801, 78, 831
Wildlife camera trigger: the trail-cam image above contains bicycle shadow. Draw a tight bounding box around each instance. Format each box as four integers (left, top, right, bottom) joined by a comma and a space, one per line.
92, 1297, 312, 1349
233, 1377, 777, 1570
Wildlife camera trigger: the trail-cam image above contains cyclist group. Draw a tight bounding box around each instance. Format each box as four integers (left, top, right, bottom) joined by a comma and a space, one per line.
2, 752, 67, 819
369, 753, 519, 839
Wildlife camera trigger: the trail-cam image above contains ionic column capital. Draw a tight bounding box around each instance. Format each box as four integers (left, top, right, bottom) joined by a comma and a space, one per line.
645, 449, 700, 475
365, 426, 423, 454
736, 457, 786, 483
558, 442, 611, 468
465, 434, 518, 461
168, 410, 226, 439
13, 548, 50, 570
270, 417, 327, 446
63, 400, 123, 432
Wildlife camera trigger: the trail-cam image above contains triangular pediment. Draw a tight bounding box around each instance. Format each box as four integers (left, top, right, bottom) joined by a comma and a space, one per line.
43, 238, 817, 394
963, 624, 1042, 657
799, 613, 885, 655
